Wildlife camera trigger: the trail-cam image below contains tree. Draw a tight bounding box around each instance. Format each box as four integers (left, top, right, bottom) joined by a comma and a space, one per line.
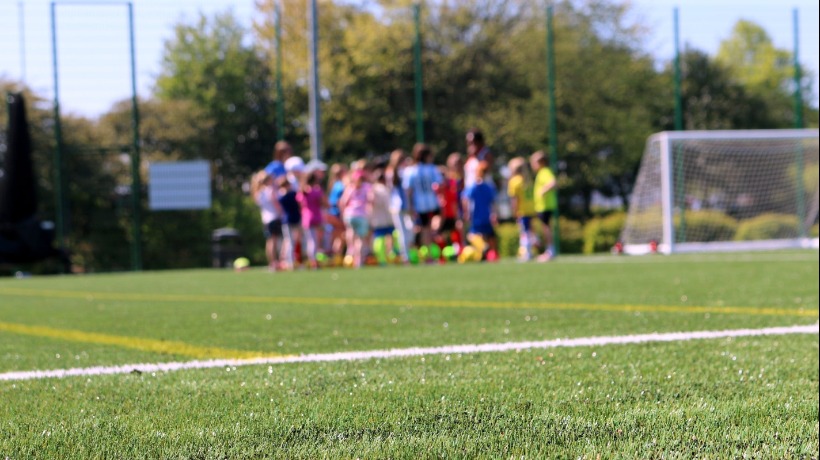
675, 48, 781, 130
154, 10, 277, 184
716, 19, 814, 127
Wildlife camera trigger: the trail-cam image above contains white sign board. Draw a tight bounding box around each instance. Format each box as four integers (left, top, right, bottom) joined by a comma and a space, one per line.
149, 160, 211, 210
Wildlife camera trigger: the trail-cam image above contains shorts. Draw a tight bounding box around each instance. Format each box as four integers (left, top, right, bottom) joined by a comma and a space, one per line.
439, 217, 458, 232
518, 216, 533, 232
470, 222, 495, 238
345, 216, 370, 238
415, 209, 440, 227
263, 219, 283, 239
373, 226, 395, 238
537, 211, 553, 226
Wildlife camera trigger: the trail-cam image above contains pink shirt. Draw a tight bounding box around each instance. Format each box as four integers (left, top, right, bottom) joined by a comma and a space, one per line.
297, 185, 325, 228
343, 183, 371, 219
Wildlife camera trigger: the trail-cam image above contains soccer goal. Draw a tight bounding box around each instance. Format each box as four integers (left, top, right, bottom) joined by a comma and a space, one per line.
620, 129, 820, 255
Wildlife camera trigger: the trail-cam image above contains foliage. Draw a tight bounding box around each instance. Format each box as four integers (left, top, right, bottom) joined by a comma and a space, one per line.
154, 11, 278, 183
556, 216, 584, 254
582, 211, 626, 254
496, 216, 583, 257
734, 213, 800, 241
716, 20, 808, 126
675, 210, 739, 243
675, 49, 783, 130
5, 1, 820, 272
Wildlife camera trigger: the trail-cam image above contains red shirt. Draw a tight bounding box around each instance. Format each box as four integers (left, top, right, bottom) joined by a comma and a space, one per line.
438, 178, 461, 219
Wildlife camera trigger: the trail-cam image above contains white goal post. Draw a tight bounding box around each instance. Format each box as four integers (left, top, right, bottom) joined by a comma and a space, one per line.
621, 129, 820, 255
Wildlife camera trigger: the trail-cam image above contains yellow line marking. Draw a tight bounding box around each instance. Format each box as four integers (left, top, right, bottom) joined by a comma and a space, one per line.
0, 286, 816, 317
0, 321, 285, 360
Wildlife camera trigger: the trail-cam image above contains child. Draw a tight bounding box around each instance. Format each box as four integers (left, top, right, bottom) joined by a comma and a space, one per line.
386, 149, 411, 263
434, 152, 464, 257
462, 161, 497, 261
507, 156, 537, 261
251, 168, 284, 271
369, 169, 396, 265
530, 151, 558, 262
277, 175, 304, 270
339, 169, 371, 268
297, 170, 326, 269
325, 163, 348, 265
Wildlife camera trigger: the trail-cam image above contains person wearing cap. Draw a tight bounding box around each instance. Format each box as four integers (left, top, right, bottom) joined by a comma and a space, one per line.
284, 156, 306, 188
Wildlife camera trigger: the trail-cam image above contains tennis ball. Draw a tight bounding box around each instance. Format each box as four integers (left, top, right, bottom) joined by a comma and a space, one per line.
408, 248, 419, 264
233, 257, 250, 271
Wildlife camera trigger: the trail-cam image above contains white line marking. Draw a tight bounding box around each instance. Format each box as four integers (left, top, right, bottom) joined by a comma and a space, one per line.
1, 324, 817, 381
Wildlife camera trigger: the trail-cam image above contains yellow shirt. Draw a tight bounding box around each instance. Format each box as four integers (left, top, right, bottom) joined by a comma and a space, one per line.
507, 174, 537, 217
533, 167, 557, 212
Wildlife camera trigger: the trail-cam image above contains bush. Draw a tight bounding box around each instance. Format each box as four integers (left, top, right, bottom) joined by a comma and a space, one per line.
583, 212, 626, 254
811, 223, 819, 238
734, 213, 800, 241
557, 217, 584, 254
674, 210, 738, 243
495, 223, 519, 258
495, 216, 584, 258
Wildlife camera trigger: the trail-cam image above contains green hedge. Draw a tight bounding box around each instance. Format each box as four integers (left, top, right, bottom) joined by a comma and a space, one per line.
675, 210, 738, 243
583, 212, 626, 254
734, 213, 800, 241
495, 217, 584, 258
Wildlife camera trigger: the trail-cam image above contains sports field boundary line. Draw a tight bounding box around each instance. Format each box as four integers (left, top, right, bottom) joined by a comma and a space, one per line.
1, 324, 816, 382
0, 286, 815, 317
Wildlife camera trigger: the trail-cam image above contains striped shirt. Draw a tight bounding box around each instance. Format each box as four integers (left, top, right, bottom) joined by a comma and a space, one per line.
402, 164, 443, 214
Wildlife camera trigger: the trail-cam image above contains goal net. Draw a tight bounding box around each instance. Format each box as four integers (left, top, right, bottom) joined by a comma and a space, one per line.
621, 129, 819, 254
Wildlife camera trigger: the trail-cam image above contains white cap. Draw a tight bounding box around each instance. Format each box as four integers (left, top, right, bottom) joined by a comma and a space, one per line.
284, 156, 305, 173
305, 159, 328, 173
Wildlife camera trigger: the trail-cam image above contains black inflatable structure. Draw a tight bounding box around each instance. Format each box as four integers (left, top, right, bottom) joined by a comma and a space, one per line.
0, 93, 70, 271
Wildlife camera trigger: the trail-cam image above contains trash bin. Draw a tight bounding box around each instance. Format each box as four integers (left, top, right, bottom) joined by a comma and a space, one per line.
212, 227, 242, 268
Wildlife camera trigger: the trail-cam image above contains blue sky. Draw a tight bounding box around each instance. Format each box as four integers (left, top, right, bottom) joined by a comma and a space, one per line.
0, 0, 817, 118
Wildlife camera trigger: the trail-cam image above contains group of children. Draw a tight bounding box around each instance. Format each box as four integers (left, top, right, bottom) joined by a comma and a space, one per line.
250, 134, 558, 271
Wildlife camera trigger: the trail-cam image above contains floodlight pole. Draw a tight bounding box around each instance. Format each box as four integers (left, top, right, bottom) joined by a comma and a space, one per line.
50, 1, 143, 270
413, 3, 424, 143
127, 2, 143, 271
19, 1, 26, 82
673, 7, 683, 132
545, 4, 560, 255
792, 8, 804, 130
275, 1, 285, 141
49, 2, 66, 252
793, 8, 806, 237
673, 7, 686, 242
308, 0, 322, 161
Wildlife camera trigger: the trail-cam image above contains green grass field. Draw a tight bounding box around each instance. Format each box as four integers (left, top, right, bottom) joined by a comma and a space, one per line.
1, 251, 818, 459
